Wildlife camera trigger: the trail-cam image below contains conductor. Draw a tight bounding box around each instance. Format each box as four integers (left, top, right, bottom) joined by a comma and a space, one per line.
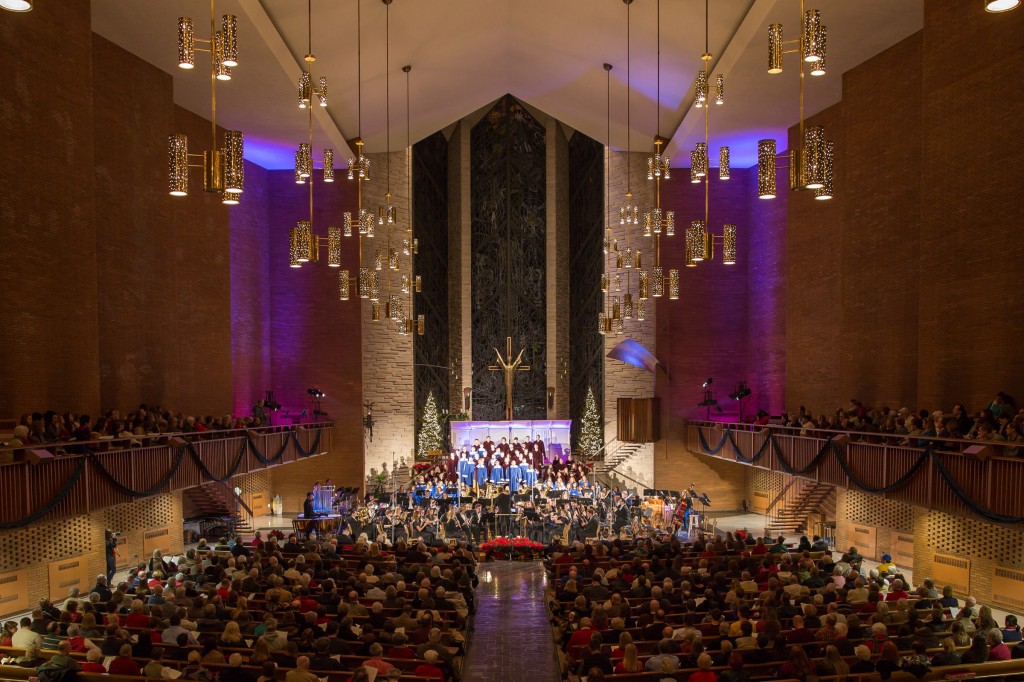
494, 486, 512, 537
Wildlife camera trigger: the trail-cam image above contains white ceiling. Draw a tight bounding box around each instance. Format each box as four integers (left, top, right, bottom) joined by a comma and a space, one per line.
90, 0, 923, 170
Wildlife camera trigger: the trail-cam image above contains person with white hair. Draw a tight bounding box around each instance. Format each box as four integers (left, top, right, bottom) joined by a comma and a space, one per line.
414, 649, 444, 681
988, 628, 1011, 660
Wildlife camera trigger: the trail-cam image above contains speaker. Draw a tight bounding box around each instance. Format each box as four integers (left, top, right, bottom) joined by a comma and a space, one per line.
168, 436, 187, 448
25, 449, 55, 465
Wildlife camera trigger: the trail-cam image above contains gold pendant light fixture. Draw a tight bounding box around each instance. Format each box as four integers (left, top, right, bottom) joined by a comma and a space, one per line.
601, 0, 650, 334
404, 64, 424, 337
168, 1, 244, 206
375, 0, 420, 335
617, 0, 647, 324
643, 0, 678, 300
288, 0, 343, 273
757, 0, 834, 201
340, 0, 376, 304
599, 63, 618, 336
685, 0, 737, 268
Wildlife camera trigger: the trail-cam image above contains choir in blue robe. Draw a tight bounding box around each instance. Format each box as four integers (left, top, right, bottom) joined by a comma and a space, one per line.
458, 455, 472, 486
509, 462, 522, 493
490, 460, 505, 485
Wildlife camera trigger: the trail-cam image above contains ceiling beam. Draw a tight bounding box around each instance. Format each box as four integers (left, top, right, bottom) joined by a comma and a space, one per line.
240, 0, 355, 161
664, 0, 780, 162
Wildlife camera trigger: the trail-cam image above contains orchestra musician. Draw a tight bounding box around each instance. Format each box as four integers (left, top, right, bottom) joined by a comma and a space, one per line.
494, 485, 512, 536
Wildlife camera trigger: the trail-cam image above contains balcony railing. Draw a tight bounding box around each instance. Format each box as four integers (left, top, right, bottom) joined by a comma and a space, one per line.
0, 422, 333, 528
686, 420, 1024, 525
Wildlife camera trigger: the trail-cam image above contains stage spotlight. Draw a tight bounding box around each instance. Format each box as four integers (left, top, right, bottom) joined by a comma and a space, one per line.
263, 390, 282, 411
702, 377, 713, 388
728, 381, 752, 401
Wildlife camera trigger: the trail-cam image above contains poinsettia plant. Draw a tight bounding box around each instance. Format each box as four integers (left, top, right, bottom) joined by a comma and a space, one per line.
480, 536, 545, 559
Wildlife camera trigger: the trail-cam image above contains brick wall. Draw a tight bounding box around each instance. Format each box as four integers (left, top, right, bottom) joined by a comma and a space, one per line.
360, 151, 414, 480
746, 165, 787, 417
231, 160, 273, 417
784, 103, 844, 414
92, 34, 234, 416
836, 33, 923, 410
916, 0, 1024, 410
266, 168, 364, 504
652, 166, 765, 508
0, 1, 101, 418
604, 150, 657, 487
785, 0, 1024, 413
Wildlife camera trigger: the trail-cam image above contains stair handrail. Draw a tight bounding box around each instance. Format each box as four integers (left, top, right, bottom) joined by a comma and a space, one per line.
216, 481, 254, 518
766, 478, 797, 514
598, 464, 649, 493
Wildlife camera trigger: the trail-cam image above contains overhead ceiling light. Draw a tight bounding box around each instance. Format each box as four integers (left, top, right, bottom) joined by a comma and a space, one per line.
168, 3, 243, 203
0, 0, 32, 12
985, 0, 1020, 11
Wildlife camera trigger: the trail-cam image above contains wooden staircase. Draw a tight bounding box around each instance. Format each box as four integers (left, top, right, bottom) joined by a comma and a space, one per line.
182, 482, 254, 538
766, 480, 835, 535
593, 441, 650, 491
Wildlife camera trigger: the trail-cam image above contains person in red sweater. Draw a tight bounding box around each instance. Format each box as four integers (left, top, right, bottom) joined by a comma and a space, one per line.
689, 653, 718, 682
108, 644, 143, 676
988, 629, 1011, 661
413, 649, 445, 681
566, 618, 595, 662
885, 579, 910, 602
80, 649, 106, 673
125, 600, 150, 629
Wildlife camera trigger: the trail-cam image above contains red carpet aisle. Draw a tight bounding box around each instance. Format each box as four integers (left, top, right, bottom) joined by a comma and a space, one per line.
460, 561, 561, 682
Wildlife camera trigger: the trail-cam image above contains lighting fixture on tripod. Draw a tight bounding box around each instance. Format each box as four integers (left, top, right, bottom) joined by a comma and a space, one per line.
643, 0, 678, 301
728, 382, 752, 400
287, 0, 344, 273
168, 6, 244, 205
757, 1, 835, 200
684, 0, 738, 268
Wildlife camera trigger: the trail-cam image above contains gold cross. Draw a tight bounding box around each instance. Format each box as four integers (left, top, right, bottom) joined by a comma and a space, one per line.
488, 336, 530, 420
